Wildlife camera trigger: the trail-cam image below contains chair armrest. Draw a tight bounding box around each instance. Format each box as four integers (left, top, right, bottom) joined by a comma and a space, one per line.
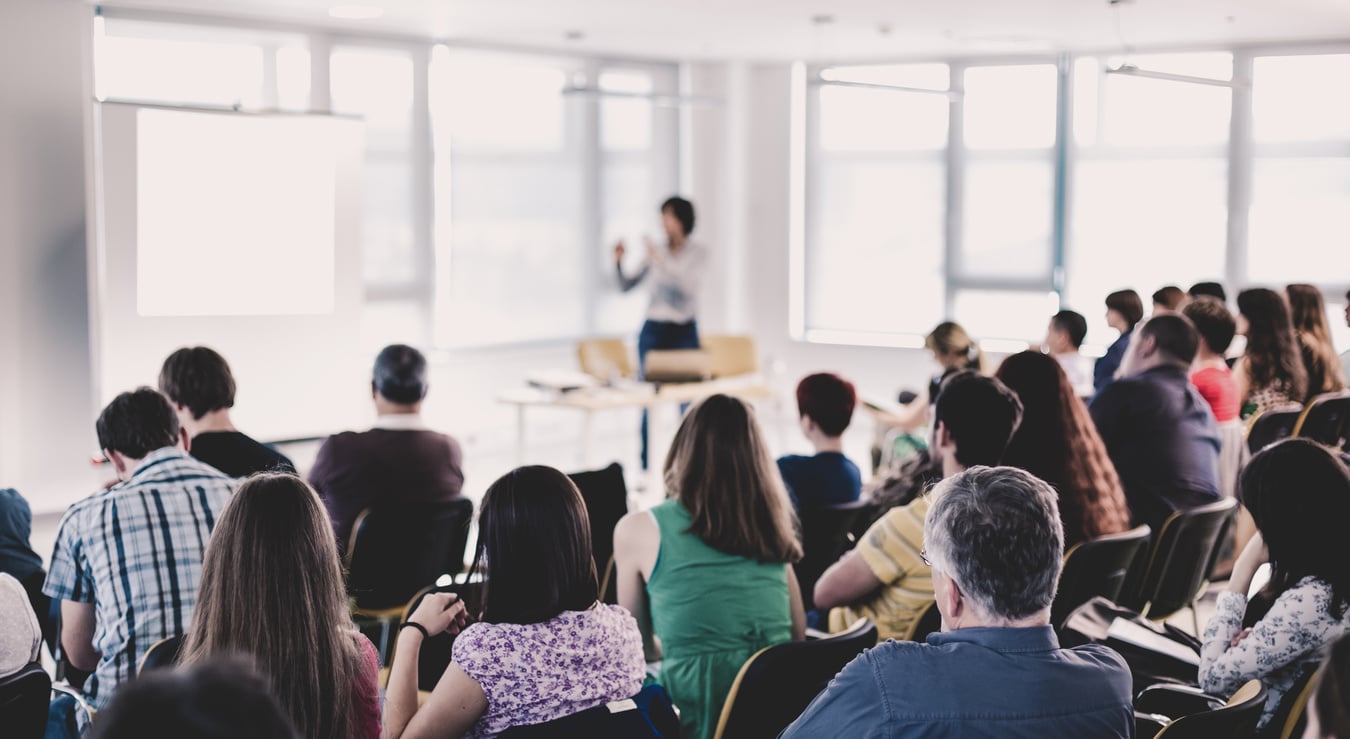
1134, 711, 1169, 739
1135, 683, 1224, 720
805, 627, 833, 640
51, 682, 97, 721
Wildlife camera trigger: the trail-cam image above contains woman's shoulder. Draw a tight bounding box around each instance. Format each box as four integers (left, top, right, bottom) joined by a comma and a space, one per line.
1267, 577, 1343, 619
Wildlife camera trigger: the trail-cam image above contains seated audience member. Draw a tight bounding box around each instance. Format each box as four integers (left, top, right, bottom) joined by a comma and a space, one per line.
1306, 633, 1350, 739
1091, 314, 1221, 531
614, 395, 804, 739
1095, 289, 1145, 393
1343, 289, 1350, 385
995, 351, 1130, 547
386, 466, 645, 739
1183, 297, 1241, 423
1234, 288, 1308, 417
181, 474, 380, 739
1287, 284, 1346, 402
863, 448, 942, 518
778, 372, 862, 509
0, 488, 51, 644
309, 344, 464, 555
781, 466, 1133, 738
870, 321, 984, 433
88, 659, 299, 739
814, 372, 1023, 641
1199, 439, 1350, 732
1153, 285, 1189, 314
0, 572, 40, 678
1044, 309, 1095, 397
1189, 281, 1228, 302
43, 388, 235, 732
158, 347, 296, 477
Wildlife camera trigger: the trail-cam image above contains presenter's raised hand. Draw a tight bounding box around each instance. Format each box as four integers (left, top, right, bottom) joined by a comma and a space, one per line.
614, 241, 626, 263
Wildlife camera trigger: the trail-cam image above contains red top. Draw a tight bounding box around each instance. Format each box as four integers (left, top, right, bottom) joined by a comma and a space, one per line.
353, 635, 382, 739
1191, 366, 1240, 423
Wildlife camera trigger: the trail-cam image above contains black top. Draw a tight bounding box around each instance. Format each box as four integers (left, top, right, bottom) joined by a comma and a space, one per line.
1089, 364, 1222, 532
189, 431, 296, 478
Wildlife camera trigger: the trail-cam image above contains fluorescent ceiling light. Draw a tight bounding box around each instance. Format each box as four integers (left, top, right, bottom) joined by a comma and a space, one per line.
1105, 63, 1243, 89
328, 5, 383, 20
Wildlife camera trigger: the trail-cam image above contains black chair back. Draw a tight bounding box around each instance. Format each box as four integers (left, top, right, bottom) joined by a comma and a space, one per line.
568, 463, 629, 604
899, 600, 942, 643
1053, 525, 1153, 627
1296, 392, 1350, 452
795, 499, 871, 612
138, 634, 184, 673
346, 498, 474, 611
1148, 680, 1267, 738
0, 663, 50, 739
1247, 408, 1304, 454
1131, 498, 1237, 620
713, 619, 878, 739
498, 684, 681, 738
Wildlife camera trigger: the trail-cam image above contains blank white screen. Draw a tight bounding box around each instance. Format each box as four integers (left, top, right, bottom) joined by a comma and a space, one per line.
136, 108, 337, 316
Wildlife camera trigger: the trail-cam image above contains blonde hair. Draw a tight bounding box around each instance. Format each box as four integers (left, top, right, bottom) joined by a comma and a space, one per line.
925, 321, 985, 373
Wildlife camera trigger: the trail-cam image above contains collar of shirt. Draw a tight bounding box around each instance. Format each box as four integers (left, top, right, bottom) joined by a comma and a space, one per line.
926, 625, 1059, 653
372, 414, 428, 431
127, 446, 192, 482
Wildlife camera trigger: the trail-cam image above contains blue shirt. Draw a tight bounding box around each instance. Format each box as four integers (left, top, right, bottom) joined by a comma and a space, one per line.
1094, 329, 1133, 393
780, 626, 1133, 739
0, 488, 43, 583
777, 452, 861, 509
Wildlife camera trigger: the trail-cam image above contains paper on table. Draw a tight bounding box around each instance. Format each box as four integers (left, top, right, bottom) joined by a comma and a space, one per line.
1106, 617, 1200, 666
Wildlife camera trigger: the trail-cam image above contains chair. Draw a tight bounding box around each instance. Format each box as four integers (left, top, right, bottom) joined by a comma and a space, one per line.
497, 684, 681, 738
1247, 407, 1304, 454
1052, 526, 1153, 627
898, 600, 942, 643
346, 498, 475, 659
795, 499, 871, 612
713, 618, 878, 739
1126, 498, 1238, 631
1134, 680, 1267, 738
0, 663, 50, 739
1267, 666, 1317, 739
1295, 392, 1350, 452
568, 463, 629, 604
577, 338, 635, 382
138, 634, 184, 673
701, 335, 758, 378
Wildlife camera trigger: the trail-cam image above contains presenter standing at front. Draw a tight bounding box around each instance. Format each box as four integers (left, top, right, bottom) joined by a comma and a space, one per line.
614, 196, 707, 470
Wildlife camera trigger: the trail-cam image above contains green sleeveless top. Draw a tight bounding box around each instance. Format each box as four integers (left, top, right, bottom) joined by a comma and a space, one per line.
647, 499, 793, 739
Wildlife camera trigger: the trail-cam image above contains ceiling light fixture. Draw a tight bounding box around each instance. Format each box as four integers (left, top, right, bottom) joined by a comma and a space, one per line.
328, 5, 383, 20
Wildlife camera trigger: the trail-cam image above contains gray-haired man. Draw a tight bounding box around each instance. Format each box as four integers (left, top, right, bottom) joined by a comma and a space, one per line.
782, 466, 1133, 738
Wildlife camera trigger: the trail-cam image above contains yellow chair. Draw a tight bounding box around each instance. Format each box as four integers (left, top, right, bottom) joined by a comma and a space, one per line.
898, 600, 942, 643
702, 335, 758, 378
577, 338, 635, 381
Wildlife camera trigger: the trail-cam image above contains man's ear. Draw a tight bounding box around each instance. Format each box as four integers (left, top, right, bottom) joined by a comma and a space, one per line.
1138, 333, 1160, 359
371, 381, 379, 401
105, 449, 127, 477
935, 421, 954, 451
936, 570, 965, 630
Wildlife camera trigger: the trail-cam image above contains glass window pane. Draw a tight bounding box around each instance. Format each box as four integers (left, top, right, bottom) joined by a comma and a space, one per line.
1073, 57, 1102, 147
600, 71, 653, 152
99, 34, 265, 108
361, 155, 419, 286
806, 160, 945, 335
952, 290, 1059, 343
960, 160, 1054, 279
1253, 55, 1350, 143
596, 159, 658, 334
330, 47, 414, 152
440, 51, 567, 152
275, 46, 311, 112
1093, 53, 1233, 147
817, 63, 950, 152
821, 64, 950, 89
963, 64, 1058, 150
1248, 158, 1350, 284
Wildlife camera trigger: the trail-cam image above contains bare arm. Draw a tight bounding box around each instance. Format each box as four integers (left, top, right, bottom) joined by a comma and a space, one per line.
383, 593, 475, 739
60, 600, 99, 673
1232, 357, 1252, 406
786, 566, 806, 641
812, 551, 883, 611
614, 511, 662, 662
868, 386, 931, 433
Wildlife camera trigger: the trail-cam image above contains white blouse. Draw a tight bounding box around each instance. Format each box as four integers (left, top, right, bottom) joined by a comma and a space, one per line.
0, 573, 40, 677
616, 241, 708, 324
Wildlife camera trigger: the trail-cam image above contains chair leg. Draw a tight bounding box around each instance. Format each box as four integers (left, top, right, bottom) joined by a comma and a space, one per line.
1191, 603, 1201, 638
378, 619, 392, 664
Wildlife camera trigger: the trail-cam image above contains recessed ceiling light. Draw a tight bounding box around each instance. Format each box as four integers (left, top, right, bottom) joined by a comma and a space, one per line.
329, 5, 383, 20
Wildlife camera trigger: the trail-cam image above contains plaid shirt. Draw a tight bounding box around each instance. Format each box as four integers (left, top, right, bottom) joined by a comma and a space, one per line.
44, 447, 235, 709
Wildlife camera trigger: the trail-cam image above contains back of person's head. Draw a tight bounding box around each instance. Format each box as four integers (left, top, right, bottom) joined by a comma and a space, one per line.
1135, 313, 1201, 367
661, 196, 696, 236
932, 372, 1024, 469
1310, 633, 1350, 739
1287, 284, 1345, 396
96, 388, 180, 459
372, 344, 428, 405
472, 465, 597, 624
795, 372, 857, 438
182, 474, 362, 739
926, 321, 984, 372
1050, 310, 1088, 349
1182, 296, 1237, 355
1105, 289, 1145, 329
1189, 281, 1227, 302
1237, 288, 1308, 400
1240, 439, 1350, 621
923, 466, 1064, 622
158, 347, 236, 420
88, 659, 298, 739
1152, 286, 1188, 312
665, 394, 801, 563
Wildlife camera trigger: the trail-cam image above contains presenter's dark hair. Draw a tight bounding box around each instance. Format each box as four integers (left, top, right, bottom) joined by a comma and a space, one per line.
1105, 290, 1145, 328
159, 347, 237, 420
1051, 310, 1088, 348
661, 196, 695, 236
96, 388, 181, 459
372, 344, 428, 405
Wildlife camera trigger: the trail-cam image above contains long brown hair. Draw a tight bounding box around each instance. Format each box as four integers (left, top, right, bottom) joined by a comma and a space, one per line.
995, 351, 1131, 545
663, 394, 802, 563
1237, 288, 1308, 402
182, 474, 366, 739
1286, 284, 1346, 401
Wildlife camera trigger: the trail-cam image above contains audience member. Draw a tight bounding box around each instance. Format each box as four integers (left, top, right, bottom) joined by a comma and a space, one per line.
0, 488, 51, 646
1153, 285, 1190, 314
614, 395, 804, 739
1095, 289, 1145, 393
1189, 281, 1228, 302
1183, 297, 1241, 423
181, 474, 380, 739
386, 466, 644, 739
1306, 633, 1350, 739
43, 388, 235, 733
995, 351, 1130, 546
1287, 284, 1346, 402
814, 372, 1023, 641
309, 344, 464, 555
871, 321, 984, 432
158, 347, 296, 477
1044, 309, 1095, 397
1200, 439, 1350, 732
88, 659, 299, 739
1090, 315, 1221, 531
782, 466, 1133, 738
778, 373, 861, 510
1235, 288, 1308, 417
0, 572, 40, 678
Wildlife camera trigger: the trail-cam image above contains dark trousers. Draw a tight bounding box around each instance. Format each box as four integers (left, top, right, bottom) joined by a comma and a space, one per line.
637, 319, 700, 470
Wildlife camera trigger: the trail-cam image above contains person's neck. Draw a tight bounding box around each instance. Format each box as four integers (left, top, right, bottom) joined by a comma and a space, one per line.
941, 456, 966, 479
810, 435, 844, 455
185, 409, 236, 437
668, 234, 686, 251
1194, 350, 1228, 370
374, 400, 421, 418
956, 610, 1051, 630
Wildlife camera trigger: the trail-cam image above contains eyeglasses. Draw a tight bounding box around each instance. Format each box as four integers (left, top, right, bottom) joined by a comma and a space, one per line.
920, 548, 932, 567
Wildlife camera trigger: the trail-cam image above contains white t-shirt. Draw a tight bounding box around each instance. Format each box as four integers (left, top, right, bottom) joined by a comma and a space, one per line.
618, 240, 708, 324
0, 573, 40, 677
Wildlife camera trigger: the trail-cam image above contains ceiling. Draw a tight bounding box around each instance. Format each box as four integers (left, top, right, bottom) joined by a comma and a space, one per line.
94, 0, 1350, 61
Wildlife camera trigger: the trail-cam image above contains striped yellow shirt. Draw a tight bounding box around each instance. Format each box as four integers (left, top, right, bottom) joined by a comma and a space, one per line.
828, 495, 934, 641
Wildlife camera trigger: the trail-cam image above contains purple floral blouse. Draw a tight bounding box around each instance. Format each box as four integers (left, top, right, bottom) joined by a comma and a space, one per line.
453, 603, 646, 738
